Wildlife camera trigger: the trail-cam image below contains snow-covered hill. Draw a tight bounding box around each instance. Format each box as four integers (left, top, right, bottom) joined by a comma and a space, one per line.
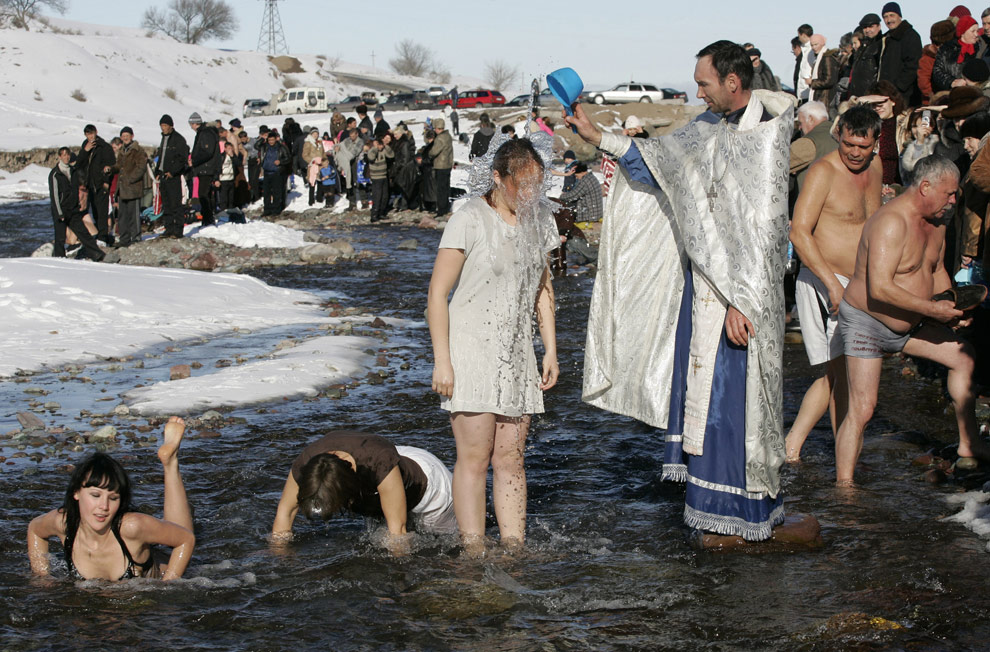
0, 17, 485, 151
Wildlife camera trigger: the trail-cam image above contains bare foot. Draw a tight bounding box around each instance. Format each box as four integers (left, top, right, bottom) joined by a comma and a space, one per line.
834, 478, 857, 489
157, 416, 185, 466
957, 436, 990, 463
500, 536, 524, 556
786, 454, 801, 464
460, 534, 487, 559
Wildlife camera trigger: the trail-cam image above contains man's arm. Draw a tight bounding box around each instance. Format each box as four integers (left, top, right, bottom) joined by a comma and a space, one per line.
790, 160, 845, 311
789, 138, 817, 175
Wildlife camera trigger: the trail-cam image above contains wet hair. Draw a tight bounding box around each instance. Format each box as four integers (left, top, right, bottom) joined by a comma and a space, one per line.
870, 80, 906, 117
837, 104, 882, 140
911, 154, 960, 187
696, 40, 753, 90
484, 137, 546, 208
296, 453, 363, 520
84, 124, 97, 134
61, 453, 132, 558
798, 24, 814, 37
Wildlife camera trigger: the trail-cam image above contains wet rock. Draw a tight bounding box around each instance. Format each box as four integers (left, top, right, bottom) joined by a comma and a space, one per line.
16, 412, 45, 431
170, 364, 192, 380
24, 386, 47, 395
216, 359, 232, 368
397, 238, 419, 250
371, 317, 389, 329
198, 430, 221, 439
376, 355, 388, 367
327, 239, 355, 256
105, 364, 124, 372
923, 468, 948, 483
696, 514, 823, 553
400, 362, 411, 370
137, 425, 153, 433
43, 401, 60, 411
191, 361, 203, 369
113, 404, 130, 416
200, 410, 223, 423
188, 251, 219, 271
89, 425, 117, 442
324, 388, 343, 399
418, 215, 439, 229
912, 450, 937, 466
956, 457, 979, 471
299, 243, 337, 262
275, 339, 298, 351
784, 332, 803, 344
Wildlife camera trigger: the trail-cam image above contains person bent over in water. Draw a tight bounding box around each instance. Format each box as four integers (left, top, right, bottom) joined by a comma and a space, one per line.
271, 432, 456, 555
27, 416, 195, 581
833, 155, 990, 485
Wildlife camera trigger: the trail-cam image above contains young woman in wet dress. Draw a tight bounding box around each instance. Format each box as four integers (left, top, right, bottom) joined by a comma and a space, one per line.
27, 416, 195, 581
428, 138, 559, 553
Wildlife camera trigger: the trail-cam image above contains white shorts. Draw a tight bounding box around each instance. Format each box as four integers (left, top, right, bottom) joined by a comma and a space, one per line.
396, 446, 458, 534
795, 267, 849, 366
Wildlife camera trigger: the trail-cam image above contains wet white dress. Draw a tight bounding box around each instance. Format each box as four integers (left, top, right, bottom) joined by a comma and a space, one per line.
438, 196, 558, 417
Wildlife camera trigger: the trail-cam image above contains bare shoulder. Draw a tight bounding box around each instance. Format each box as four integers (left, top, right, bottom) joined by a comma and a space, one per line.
119, 511, 156, 538
864, 201, 909, 240
811, 150, 841, 176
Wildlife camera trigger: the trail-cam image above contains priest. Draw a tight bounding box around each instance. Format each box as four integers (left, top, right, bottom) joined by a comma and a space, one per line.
565, 41, 795, 542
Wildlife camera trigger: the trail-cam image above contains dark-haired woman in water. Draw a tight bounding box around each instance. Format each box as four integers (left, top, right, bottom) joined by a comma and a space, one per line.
271, 431, 456, 555
27, 416, 195, 581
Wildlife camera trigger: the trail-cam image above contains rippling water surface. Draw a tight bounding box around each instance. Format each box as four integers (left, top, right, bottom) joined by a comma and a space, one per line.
2, 203, 989, 650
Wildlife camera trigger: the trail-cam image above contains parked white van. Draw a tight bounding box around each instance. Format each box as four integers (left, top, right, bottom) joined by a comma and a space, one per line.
274, 87, 327, 114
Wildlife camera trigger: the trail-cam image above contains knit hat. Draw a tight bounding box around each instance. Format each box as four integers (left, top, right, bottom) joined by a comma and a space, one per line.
624, 115, 644, 130
941, 85, 990, 118
963, 58, 990, 83
748, 48, 762, 58
949, 5, 972, 23
188, 112, 203, 125
931, 19, 956, 45
159, 114, 174, 127
119, 126, 133, 136
960, 110, 990, 140
433, 117, 445, 130
859, 13, 881, 28
229, 118, 242, 128
956, 15, 978, 38
374, 110, 383, 119
563, 150, 576, 160
881, 2, 901, 17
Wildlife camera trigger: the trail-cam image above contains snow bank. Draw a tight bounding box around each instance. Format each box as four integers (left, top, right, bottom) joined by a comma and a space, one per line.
192, 221, 308, 249
0, 258, 329, 376
945, 489, 990, 553
124, 334, 377, 415
0, 165, 50, 203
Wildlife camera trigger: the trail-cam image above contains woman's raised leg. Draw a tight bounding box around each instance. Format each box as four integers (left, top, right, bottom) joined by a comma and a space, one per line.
157, 416, 193, 532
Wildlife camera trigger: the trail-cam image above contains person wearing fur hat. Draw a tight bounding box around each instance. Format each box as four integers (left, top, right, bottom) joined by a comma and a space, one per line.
110, 127, 149, 248
878, 3, 923, 106
850, 14, 884, 96
920, 20, 960, 102
748, 48, 781, 92
936, 85, 990, 176
932, 15, 984, 93
951, 111, 990, 289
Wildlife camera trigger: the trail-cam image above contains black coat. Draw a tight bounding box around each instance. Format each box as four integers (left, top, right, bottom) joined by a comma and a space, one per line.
880, 20, 923, 104
931, 39, 990, 93
76, 136, 115, 190
191, 125, 222, 176
374, 119, 391, 140
849, 34, 882, 97
155, 130, 189, 177
48, 164, 83, 221
470, 126, 495, 159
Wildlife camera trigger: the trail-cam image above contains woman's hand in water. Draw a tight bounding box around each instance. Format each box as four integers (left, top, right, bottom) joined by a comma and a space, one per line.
540, 353, 559, 390
386, 532, 412, 557
432, 361, 454, 398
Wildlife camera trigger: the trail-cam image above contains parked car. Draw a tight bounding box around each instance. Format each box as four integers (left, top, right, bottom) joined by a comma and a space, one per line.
330, 96, 370, 112
427, 86, 447, 99
274, 87, 327, 114
438, 89, 506, 109
584, 82, 667, 104
505, 94, 529, 106
242, 98, 270, 118
383, 92, 434, 110
661, 88, 688, 102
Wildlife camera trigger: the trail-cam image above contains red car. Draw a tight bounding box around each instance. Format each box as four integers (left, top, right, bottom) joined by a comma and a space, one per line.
438, 89, 506, 108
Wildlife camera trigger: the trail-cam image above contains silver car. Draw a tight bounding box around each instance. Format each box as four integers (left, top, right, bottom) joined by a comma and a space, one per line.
585, 83, 666, 104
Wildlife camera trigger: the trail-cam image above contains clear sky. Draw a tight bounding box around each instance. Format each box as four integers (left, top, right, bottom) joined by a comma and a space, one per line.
59, 0, 965, 96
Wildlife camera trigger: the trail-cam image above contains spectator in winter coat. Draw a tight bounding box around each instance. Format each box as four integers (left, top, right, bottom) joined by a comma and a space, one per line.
899, 108, 940, 185
878, 3, 923, 106
330, 110, 347, 140
429, 118, 453, 218
217, 142, 239, 212
188, 112, 222, 227
259, 131, 290, 216
367, 135, 394, 222
316, 156, 339, 208
418, 128, 437, 211
920, 20, 958, 103
849, 14, 883, 97
49, 147, 104, 261
937, 84, 990, 177
111, 127, 148, 247
796, 24, 815, 101
450, 109, 459, 136
749, 49, 780, 91
154, 115, 189, 238
792, 37, 804, 93
75, 124, 116, 245
806, 36, 839, 111
356, 105, 374, 140
373, 110, 390, 140
933, 16, 984, 94
335, 129, 365, 209
302, 128, 325, 205
558, 162, 603, 224
470, 113, 496, 160
390, 124, 419, 210
790, 101, 838, 192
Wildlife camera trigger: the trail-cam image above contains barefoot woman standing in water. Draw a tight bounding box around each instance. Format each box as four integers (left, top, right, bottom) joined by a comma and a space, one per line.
428, 137, 559, 553
27, 416, 195, 580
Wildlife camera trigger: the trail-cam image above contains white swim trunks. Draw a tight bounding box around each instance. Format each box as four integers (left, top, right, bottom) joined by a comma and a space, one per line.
795, 267, 849, 366
396, 446, 458, 534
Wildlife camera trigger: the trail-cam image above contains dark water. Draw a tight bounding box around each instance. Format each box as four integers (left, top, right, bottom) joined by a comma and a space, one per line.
2, 202, 990, 650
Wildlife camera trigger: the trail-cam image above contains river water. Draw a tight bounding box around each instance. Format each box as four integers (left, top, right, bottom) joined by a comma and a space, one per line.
2, 202, 989, 650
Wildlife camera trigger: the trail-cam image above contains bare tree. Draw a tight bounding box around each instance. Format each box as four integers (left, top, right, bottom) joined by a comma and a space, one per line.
483, 60, 518, 92
389, 39, 432, 77
141, 0, 238, 45
0, 0, 68, 30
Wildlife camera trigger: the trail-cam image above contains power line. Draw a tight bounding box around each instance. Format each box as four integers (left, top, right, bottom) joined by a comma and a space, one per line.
257, 0, 288, 55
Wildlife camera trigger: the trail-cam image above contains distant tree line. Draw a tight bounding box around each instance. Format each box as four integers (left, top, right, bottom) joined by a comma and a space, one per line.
142, 0, 237, 45
0, 0, 68, 29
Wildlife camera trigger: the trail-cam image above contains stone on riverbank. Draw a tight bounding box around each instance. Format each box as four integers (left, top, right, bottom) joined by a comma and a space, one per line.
89, 425, 117, 442
397, 238, 418, 250
16, 412, 45, 431
695, 513, 823, 553
170, 364, 192, 380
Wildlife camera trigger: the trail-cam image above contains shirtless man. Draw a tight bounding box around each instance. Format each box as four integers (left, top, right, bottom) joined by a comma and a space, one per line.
785, 105, 882, 462
833, 154, 990, 485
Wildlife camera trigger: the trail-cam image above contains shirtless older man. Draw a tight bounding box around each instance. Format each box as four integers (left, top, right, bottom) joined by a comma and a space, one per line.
833, 154, 990, 485
785, 105, 882, 462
